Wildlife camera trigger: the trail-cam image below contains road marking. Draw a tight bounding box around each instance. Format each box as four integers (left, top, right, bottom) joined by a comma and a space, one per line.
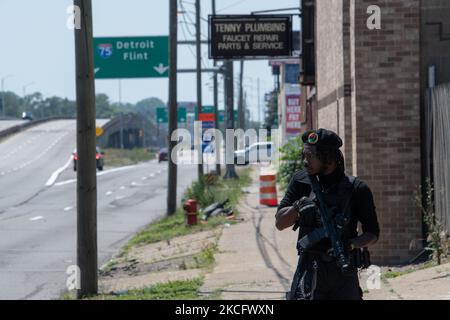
54, 164, 138, 187
30, 216, 45, 221
142, 177, 147, 180
45, 156, 73, 187
119, 186, 126, 190
149, 174, 155, 177
55, 179, 76, 187
63, 206, 74, 211
105, 191, 113, 196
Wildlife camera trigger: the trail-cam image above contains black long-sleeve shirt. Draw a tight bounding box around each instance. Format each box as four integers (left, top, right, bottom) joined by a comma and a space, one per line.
278, 170, 380, 241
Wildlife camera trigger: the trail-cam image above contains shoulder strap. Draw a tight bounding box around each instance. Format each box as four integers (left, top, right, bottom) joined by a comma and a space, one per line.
341, 175, 357, 218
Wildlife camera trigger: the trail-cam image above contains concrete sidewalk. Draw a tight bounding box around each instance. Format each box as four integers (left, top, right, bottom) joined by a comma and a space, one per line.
199, 167, 450, 300
199, 168, 298, 300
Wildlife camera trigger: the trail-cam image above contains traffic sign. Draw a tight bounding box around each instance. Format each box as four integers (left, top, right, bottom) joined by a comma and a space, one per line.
95, 127, 104, 137
93, 36, 169, 79
218, 110, 238, 123
157, 108, 168, 124
194, 106, 215, 120
157, 107, 187, 123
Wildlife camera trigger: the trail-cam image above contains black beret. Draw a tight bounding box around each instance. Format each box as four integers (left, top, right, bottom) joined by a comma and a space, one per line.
301, 129, 343, 149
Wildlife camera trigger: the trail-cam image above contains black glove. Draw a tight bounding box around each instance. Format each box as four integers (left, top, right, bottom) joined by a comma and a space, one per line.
293, 197, 319, 227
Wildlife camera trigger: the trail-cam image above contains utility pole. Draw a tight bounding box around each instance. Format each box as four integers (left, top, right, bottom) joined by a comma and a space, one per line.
238, 60, 245, 131
195, 0, 204, 179
223, 60, 238, 180
257, 78, 261, 126
119, 80, 124, 149
167, 0, 178, 216
74, 0, 98, 298
212, 0, 221, 176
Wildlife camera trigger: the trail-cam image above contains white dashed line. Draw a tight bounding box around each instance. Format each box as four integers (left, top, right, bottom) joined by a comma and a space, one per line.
30, 216, 45, 221
54, 165, 138, 187
63, 206, 74, 212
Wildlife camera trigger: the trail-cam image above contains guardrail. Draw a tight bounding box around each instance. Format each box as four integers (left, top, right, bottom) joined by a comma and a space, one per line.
0, 117, 74, 141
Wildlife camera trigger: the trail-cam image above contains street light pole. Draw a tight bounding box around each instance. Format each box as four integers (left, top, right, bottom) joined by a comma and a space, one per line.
23, 82, 35, 97
1, 75, 13, 118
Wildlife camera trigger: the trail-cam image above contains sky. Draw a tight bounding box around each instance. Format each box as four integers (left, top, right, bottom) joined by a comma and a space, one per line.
0, 0, 300, 121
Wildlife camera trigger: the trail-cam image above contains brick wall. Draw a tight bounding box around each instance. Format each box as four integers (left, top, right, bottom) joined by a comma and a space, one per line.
316, 0, 423, 264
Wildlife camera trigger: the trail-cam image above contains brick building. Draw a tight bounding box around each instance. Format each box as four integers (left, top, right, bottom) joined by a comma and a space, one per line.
301, 0, 450, 264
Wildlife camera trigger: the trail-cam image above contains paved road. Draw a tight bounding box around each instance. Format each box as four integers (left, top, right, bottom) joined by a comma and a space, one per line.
0, 120, 197, 299
0, 120, 27, 132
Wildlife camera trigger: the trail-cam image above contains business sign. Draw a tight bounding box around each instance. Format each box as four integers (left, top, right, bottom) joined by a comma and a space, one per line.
285, 94, 302, 134
93, 36, 169, 79
209, 15, 292, 59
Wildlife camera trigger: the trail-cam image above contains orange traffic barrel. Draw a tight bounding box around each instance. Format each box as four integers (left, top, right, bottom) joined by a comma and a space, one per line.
260, 174, 278, 207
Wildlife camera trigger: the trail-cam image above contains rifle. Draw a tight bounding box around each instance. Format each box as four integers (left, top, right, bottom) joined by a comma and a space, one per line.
309, 175, 350, 272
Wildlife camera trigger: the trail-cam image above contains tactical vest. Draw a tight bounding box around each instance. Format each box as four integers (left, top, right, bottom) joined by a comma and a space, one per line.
296, 174, 357, 254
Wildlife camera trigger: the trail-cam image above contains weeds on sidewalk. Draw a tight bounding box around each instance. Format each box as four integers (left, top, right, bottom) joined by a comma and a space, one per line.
184, 168, 252, 208
414, 179, 449, 265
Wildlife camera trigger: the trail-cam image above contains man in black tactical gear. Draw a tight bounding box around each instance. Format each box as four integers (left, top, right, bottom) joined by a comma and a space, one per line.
275, 129, 380, 300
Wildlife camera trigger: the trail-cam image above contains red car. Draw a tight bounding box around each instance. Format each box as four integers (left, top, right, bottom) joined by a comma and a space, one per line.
73, 147, 104, 171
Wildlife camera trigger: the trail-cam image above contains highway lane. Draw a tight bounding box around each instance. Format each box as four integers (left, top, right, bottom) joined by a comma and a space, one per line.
0, 120, 108, 213
0, 121, 198, 299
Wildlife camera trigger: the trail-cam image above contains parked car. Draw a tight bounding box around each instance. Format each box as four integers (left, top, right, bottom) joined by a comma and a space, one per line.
158, 148, 168, 162
73, 147, 104, 171
234, 142, 273, 165
22, 112, 33, 121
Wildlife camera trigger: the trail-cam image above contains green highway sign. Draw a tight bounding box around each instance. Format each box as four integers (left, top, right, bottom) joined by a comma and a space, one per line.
178, 107, 187, 123
94, 36, 169, 79
157, 107, 186, 123
219, 110, 238, 123
157, 108, 168, 124
194, 106, 215, 120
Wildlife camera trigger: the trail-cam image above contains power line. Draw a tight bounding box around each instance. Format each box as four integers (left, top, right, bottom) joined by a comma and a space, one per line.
217, 0, 247, 13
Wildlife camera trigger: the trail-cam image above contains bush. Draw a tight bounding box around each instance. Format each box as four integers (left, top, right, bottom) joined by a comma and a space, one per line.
277, 136, 304, 189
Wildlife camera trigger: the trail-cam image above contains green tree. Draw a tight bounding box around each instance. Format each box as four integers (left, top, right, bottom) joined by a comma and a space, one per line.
277, 136, 304, 189
96, 94, 117, 118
